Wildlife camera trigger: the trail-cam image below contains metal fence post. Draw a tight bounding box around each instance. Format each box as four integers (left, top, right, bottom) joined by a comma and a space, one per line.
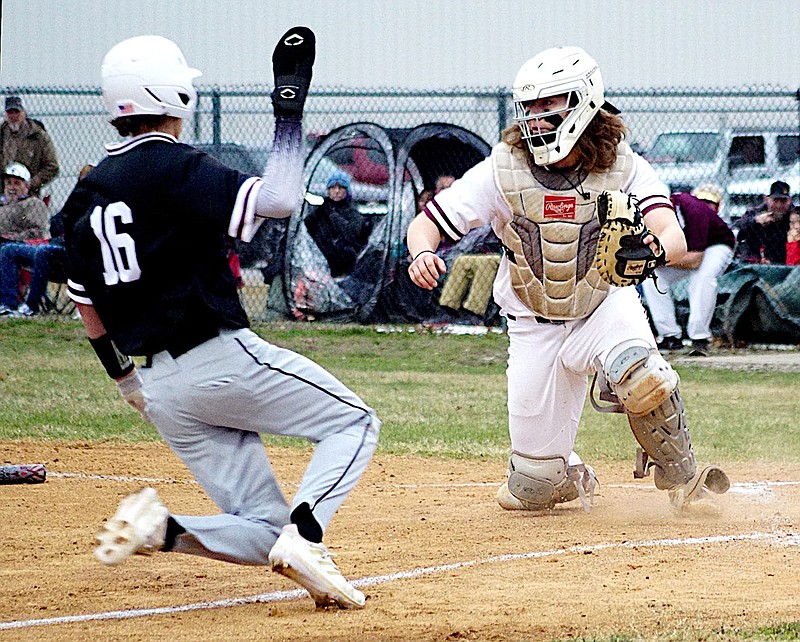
212, 88, 222, 145
496, 89, 507, 141
796, 88, 800, 190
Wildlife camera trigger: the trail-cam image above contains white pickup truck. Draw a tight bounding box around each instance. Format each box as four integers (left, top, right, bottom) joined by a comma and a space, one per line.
643, 129, 799, 222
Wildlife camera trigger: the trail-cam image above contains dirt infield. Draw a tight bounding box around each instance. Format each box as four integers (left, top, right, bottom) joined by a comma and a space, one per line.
0, 442, 798, 641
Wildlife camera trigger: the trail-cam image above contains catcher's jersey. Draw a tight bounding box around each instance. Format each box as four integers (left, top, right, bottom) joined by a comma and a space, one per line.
425, 142, 670, 319
62, 133, 263, 356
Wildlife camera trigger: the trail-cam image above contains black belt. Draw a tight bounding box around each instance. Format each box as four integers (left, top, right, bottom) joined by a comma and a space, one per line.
143, 326, 220, 367
506, 313, 565, 325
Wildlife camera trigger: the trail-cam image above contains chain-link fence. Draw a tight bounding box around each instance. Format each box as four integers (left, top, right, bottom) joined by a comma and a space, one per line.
4, 85, 799, 323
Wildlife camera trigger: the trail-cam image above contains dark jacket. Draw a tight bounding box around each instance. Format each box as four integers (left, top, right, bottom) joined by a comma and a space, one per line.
735, 204, 792, 264
0, 118, 60, 196
304, 198, 374, 277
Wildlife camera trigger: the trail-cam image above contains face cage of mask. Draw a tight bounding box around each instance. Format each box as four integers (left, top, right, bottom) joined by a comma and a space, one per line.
513, 89, 582, 150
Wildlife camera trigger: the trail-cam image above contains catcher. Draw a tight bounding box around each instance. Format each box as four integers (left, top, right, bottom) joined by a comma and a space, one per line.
407, 46, 729, 515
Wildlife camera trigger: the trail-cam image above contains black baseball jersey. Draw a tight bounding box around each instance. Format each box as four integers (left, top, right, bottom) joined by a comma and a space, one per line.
62, 133, 263, 356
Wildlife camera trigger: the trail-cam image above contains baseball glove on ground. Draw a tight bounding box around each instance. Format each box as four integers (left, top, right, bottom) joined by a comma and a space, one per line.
594, 190, 666, 287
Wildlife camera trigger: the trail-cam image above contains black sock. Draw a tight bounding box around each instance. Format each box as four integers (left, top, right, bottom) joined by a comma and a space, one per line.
290, 502, 323, 543
162, 516, 185, 552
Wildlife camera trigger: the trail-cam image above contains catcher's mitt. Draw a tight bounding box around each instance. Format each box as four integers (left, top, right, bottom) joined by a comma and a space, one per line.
594, 190, 666, 287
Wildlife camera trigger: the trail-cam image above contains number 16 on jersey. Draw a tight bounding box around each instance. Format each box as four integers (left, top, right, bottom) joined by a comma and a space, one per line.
89, 202, 143, 286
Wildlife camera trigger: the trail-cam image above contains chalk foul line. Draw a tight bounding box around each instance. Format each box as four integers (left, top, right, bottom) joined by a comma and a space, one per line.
0, 531, 797, 630
47, 471, 800, 493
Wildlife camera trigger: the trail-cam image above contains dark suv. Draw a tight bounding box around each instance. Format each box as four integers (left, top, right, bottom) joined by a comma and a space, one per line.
195, 142, 269, 175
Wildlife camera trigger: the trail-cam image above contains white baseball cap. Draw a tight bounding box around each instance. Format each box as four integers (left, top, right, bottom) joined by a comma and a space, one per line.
3, 162, 31, 183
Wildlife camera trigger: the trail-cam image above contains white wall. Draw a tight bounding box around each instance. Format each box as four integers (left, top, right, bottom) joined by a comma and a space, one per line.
1, 0, 798, 91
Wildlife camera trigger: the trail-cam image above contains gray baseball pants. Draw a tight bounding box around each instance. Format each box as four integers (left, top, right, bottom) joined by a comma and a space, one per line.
139, 328, 380, 565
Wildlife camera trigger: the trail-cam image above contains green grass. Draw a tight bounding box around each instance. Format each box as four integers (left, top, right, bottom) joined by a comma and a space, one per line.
560, 621, 800, 641
2, 320, 799, 641
1, 319, 798, 463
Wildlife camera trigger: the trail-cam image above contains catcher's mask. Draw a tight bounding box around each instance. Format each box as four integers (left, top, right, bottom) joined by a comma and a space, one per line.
513, 46, 605, 166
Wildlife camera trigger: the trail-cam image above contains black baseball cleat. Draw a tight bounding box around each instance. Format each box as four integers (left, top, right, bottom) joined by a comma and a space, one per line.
688, 339, 710, 357
271, 26, 315, 118
656, 336, 683, 351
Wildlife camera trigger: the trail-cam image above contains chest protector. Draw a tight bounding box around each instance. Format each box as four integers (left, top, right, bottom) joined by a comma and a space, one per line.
493, 142, 636, 319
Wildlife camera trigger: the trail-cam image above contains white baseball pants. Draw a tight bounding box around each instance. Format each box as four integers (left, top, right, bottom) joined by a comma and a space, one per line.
642, 244, 734, 341
505, 287, 655, 459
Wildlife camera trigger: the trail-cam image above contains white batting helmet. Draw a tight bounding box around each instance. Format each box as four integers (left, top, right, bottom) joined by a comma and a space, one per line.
101, 35, 201, 121
512, 46, 605, 166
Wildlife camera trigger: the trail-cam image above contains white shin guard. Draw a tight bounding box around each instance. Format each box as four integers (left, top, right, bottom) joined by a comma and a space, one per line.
603, 343, 696, 489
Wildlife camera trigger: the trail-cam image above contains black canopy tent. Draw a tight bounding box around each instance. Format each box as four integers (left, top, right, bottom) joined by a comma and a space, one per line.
268, 122, 492, 323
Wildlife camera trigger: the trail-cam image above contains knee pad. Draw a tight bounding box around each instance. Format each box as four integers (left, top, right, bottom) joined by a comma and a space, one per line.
603, 344, 695, 489
603, 344, 679, 416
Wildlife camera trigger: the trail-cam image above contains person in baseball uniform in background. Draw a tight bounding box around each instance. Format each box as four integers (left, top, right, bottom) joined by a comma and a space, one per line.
641, 184, 735, 357
407, 46, 729, 515
61, 29, 379, 610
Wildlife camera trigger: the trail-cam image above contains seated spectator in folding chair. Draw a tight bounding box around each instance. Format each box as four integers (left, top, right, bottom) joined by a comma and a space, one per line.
0, 162, 49, 242
0, 164, 91, 317
438, 226, 503, 320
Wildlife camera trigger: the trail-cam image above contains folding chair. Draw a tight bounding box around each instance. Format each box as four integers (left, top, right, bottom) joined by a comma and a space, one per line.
16, 244, 74, 316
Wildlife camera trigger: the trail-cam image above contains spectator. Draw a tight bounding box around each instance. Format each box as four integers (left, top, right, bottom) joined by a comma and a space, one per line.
304, 169, 374, 277
438, 226, 502, 319
417, 188, 434, 213
786, 208, 800, 266
0, 162, 49, 243
0, 164, 93, 317
0, 96, 59, 198
734, 180, 793, 264
641, 185, 735, 357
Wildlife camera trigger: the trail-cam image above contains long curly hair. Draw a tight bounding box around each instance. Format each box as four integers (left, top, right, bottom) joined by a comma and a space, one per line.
502, 110, 627, 173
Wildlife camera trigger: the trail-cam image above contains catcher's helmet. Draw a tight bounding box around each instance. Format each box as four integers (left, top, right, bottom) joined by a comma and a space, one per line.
101, 35, 201, 121
512, 46, 605, 166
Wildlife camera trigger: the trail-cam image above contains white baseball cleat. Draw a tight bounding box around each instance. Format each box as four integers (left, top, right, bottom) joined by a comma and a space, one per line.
268, 524, 365, 609
94, 487, 169, 566
668, 465, 730, 517
496, 480, 546, 511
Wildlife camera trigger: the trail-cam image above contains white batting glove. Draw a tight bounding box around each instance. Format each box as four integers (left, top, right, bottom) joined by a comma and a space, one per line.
116, 369, 151, 423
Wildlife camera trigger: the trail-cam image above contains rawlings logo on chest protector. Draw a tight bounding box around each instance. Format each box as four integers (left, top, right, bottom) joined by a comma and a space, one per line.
492, 141, 636, 319
543, 195, 576, 219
